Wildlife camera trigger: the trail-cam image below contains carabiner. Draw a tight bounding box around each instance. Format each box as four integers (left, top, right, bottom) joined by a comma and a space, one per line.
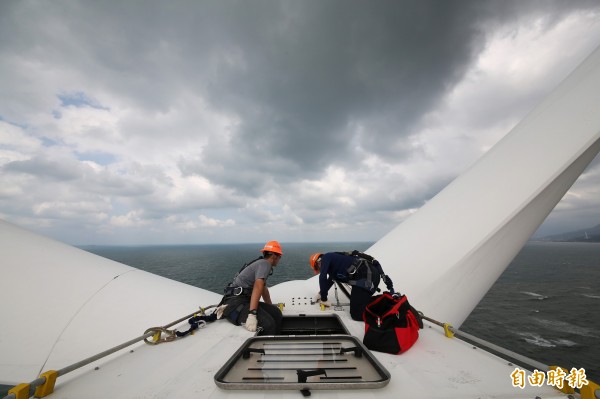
144, 327, 177, 345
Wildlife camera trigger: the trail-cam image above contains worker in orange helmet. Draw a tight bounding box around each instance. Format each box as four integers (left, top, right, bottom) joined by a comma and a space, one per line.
220, 241, 283, 334
309, 251, 395, 321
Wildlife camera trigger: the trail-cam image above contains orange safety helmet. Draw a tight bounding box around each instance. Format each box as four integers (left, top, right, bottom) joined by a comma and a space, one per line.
261, 240, 283, 255
309, 253, 322, 274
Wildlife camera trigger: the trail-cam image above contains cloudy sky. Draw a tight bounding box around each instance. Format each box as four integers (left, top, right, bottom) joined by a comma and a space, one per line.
1, 1, 600, 245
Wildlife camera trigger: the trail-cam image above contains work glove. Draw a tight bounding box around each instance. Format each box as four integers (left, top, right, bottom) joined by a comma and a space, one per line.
313, 292, 331, 307
313, 292, 321, 303
245, 313, 258, 332
215, 304, 228, 319
319, 300, 332, 307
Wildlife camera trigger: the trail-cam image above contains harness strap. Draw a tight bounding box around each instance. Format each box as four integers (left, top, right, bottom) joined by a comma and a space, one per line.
341, 251, 394, 293
346, 258, 375, 292
223, 285, 253, 297
175, 313, 217, 337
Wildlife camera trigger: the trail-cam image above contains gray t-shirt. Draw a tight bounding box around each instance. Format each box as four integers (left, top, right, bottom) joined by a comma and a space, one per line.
232, 259, 272, 289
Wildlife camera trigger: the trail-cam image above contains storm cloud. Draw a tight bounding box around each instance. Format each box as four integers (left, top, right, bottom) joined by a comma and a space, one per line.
1, 0, 599, 244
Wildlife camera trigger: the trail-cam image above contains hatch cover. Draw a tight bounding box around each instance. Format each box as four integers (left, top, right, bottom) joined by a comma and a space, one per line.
214, 335, 390, 391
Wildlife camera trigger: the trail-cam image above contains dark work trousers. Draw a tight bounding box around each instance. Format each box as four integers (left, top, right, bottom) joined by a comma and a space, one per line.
221, 295, 282, 335
350, 286, 375, 321
346, 268, 381, 321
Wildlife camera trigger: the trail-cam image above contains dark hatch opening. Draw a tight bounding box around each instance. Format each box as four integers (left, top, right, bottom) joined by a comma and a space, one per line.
258, 314, 350, 336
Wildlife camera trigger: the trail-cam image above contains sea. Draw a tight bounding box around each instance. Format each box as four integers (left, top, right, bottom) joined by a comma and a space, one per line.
80, 241, 600, 383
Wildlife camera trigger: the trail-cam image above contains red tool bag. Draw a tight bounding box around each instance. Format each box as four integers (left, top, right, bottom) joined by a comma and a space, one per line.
363, 292, 422, 354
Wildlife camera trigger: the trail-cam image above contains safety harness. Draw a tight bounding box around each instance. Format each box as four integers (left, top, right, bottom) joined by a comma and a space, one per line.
220, 256, 273, 324
336, 250, 394, 294
222, 256, 266, 296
